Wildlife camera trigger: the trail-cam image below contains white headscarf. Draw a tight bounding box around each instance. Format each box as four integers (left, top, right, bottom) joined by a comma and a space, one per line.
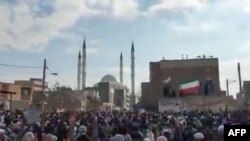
146, 131, 155, 141
0, 129, 5, 134
218, 125, 224, 135
0, 129, 6, 141
21, 132, 35, 141
110, 134, 125, 141
193, 132, 204, 140
157, 136, 168, 141
75, 125, 87, 140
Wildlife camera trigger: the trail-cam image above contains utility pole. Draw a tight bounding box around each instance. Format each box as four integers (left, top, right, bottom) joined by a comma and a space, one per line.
131, 42, 135, 106
42, 59, 46, 113
226, 79, 229, 96
120, 52, 123, 85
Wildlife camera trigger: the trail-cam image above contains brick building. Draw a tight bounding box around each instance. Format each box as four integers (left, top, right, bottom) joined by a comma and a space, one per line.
141, 58, 222, 110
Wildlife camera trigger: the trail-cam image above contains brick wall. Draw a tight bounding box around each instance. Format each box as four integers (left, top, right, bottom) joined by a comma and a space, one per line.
142, 58, 221, 110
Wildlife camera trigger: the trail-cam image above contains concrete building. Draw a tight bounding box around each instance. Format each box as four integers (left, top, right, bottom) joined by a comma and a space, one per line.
15, 78, 48, 103
0, 78, 49, 110
46, 89, 86, 112
95, 74, 129, 110
0, 82, 21, 110
84, 87, 99, 100
243, 81, 250, 105
15, 78, 48, 92
141, 57, 222, 111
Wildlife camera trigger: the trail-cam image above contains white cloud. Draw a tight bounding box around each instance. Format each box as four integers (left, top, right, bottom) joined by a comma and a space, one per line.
220, 57, 250, 98
87, 48, 99, 55
237, 42, 250, 53
88, 39, 102, 45
0, 0, 140, 53
86, 0, 140, 19
0, 0, 100, 52
148, 0, 207, 14
170, 21, 217, 33
242, 0, 250, 13
64, 36, 101, 55
65, 46, 99, 55
112, 0, 139, 19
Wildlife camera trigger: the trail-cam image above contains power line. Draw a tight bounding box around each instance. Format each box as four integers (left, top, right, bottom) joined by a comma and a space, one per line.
0, 63, 42, 69
47, 67, 69, 86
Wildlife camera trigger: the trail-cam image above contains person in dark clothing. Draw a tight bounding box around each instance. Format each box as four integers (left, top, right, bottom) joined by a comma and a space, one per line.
76, 135, 91, 141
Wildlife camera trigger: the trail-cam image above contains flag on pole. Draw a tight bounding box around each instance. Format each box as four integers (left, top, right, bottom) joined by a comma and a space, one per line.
163, 77, 171, 83
179, 80, 200, 95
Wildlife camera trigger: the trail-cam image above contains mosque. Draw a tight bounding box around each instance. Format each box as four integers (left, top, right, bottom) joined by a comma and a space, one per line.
76, 39, 136, 111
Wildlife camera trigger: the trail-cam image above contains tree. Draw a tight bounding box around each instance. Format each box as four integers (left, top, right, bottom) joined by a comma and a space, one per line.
50, 81, 72, 91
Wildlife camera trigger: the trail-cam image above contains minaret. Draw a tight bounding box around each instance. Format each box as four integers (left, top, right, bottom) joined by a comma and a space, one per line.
82, 38, 86, 90
131, 42, 136, 105
77, 51, 81, 90
120, 52, 123, 85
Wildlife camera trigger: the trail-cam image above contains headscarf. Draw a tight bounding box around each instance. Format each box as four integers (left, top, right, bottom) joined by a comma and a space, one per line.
0, 129, 5, 134
217, 125, 224, 135
75, 125, 87, 140
0, 129, 6, 141
193, 132, 204, 140
157, 136, 168, 141
145, 130, 154, 141
162, 128, 174, 140
110, 134, 125, 141
21, 132, 35, 141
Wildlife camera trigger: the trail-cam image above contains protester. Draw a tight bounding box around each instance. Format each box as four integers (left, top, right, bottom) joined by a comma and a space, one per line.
0, 108, 249, 141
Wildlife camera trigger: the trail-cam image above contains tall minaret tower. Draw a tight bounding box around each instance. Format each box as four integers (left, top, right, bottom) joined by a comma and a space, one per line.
77, 51, 81, 90
120, 52, 123, 85
131, 42, 136, 105
82, 38, 86, 90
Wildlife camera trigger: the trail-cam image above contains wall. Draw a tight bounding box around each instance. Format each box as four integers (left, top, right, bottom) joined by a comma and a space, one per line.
0, 82, 30, 110
244, 81, 250, 103
114, 89, 125, 109
98, 82, 110, 102
0, 82, 21, 101
158, 95, 237, 112
142, 58, 221, 110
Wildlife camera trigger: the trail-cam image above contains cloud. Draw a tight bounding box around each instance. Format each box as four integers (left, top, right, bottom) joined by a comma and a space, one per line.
148, 0, 207, 14
242, 0, 250, 13
88, 39, 101, 45
0, 0, 100, 52
86, 0, 140, 19
65, 46, 99, 55
87, 48, 99, 55
64, 36, 101, 55
237, 42, 250, 53
170, 21, 218, 33
220, 57, 250, 98
0, 0, 140, 53
112, 0, 139, 20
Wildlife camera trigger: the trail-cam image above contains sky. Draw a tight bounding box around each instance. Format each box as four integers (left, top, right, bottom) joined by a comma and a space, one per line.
1, 0, 250, 97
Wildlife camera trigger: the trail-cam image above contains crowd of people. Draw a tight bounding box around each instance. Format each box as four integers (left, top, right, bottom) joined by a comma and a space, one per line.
0, 107, 249, 141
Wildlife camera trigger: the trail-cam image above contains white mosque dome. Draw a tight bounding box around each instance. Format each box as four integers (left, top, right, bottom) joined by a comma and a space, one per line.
101, 74, 117, 83
93, 74, 129, 91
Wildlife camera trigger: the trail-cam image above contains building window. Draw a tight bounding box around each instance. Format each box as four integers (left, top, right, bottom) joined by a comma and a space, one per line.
21, 88, 31, 100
